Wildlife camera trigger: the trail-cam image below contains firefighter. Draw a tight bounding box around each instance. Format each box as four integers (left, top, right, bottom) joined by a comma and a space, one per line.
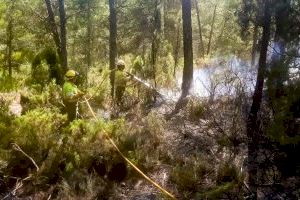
62, 70, 84, 121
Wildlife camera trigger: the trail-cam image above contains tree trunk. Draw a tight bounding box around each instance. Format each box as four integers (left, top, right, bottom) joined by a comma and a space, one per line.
6, 10, 13, 78
181, 0, 193, 98
151, 38, 158, 88
86, 0, 92, 86
173, 13, 181, 77
109, 0, 117, 98
251, 25, 259, 67
45, 0, 66, 74
159, 0, 165, 37
58, 0, 68, 72
194, 0, 204, 58
207, 4, 217, 55
247, 1, 271, 197
151, 0, 162, 89
86, 1, 92, 68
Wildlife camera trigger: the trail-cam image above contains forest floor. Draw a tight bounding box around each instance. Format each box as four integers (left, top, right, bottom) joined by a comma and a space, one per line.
2, 91, 298, 200
1, 92, 248, 200
99, 96, 248, 199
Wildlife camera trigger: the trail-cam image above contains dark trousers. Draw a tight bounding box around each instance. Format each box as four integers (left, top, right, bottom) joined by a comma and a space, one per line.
63, 101, 77, 122
115, 86, 125, 105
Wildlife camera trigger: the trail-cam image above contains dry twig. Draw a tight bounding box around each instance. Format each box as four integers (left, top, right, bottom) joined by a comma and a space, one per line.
11, 143, 39, 172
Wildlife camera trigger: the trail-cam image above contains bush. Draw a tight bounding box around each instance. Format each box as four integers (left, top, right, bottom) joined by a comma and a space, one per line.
0, 100, 13, 138
21, 81, 64, 113
9, 108, 66, 154
188, 99, 206, 121
170, 158, 212, 194
198, 163, 244, 199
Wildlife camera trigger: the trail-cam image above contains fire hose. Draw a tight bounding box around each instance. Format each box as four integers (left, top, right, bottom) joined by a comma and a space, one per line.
84, 96, 176, 199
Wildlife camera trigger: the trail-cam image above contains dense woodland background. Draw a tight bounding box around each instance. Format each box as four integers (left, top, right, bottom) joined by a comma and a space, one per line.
0, 0, 300, 199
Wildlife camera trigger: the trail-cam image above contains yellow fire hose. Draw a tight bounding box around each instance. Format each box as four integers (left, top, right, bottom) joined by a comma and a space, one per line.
84, 97, 176, 199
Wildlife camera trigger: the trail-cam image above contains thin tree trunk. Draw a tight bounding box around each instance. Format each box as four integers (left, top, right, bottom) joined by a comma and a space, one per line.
207, 4, 217, 55
6, 11, 13, 78
151, 38, 158, 88
218, 17, 228, 41
86, 1, 92, 86
181, 0, 193, 98
251, 25, 259, 67
159, 0, 165, 37
151, 0, 162, 89
194, 0, 204, 58
173, 13, 181, 77
45, 0, 61, 54
109, 0, 117, 98
142, 42, 146, 63
86, 1, 92, 68
72, 38, 75, 65
58, 0, 68, 72
247, 1, 271, 197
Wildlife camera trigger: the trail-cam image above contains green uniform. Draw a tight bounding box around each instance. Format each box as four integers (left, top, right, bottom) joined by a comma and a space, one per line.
115, 70, 128, 105
63, 81, 80, 121
115, 70, 128, 87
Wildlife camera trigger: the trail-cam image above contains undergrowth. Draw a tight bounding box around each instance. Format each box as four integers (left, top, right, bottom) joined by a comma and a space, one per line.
0, 64, 250, 199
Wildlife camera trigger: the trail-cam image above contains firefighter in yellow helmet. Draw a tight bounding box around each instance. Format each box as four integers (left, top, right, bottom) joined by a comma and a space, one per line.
63, 70, 84, 121
115, 59, 131, 106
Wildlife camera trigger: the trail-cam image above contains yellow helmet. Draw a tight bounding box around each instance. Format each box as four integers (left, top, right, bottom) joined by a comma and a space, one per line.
65, 70, 77, 79
116, 59, 125, 67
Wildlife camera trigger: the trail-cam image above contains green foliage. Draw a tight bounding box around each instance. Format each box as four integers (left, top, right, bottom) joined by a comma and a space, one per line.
31, 61, 49, 89
10, 108, 66, 152
0, 77, 14, 92
0, 107, 66, 181
63, 119, 112, 158
171, 164, 199, 191
21, 81, 63, 112
197, 163, 244, 199
188, 99, 206, 121
0, 100, 13, 143
0, 96, 130, 190
197, 182, 236, 199
131, 55, 145, 77
31, 48, 62, 87
267, 83, 300, 145
168, 152, 217, 198
216, 163, 241, 184
0, 0, 299, 198
117, 112, 165, 170
85, 67, 111, 107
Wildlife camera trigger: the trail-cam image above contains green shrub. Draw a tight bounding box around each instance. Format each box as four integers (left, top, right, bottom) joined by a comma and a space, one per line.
0, 100, 13, 138
197, 163, 244, 199
170, 164, 199, 191
170, 155, 212, 193
10, 108, 66, 154
197, 182, 236, 200
0, 76, 19, 92
188, 100, 206, 121
21, 81, 64, 113
86, 67, 111, 108
216, 163, 241, 184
